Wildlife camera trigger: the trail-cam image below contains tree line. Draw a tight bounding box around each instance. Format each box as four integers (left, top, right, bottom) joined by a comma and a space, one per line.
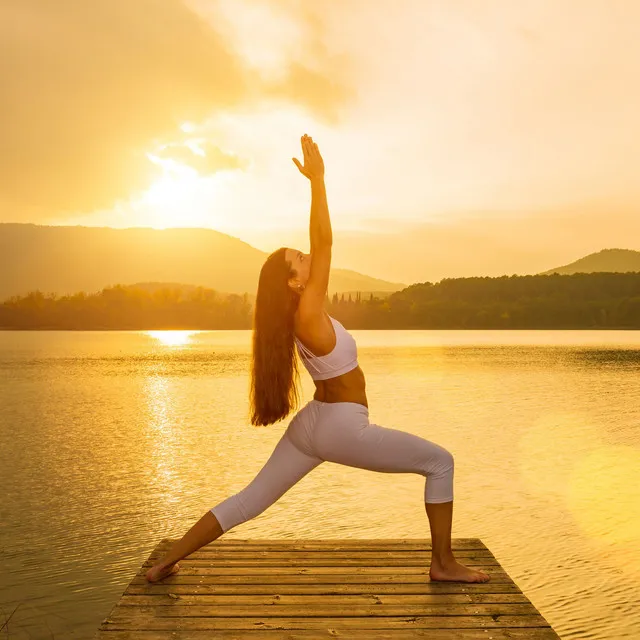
1, 271, 639, 330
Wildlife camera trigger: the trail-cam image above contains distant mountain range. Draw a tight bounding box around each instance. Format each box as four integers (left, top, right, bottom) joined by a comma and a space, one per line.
0, 223, 405, 301
1, 224, 638, 302
539, 248, 640, 275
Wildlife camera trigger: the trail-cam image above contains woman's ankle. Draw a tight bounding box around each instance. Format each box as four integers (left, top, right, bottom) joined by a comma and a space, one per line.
431, 550, 455, 566
159, 559, 176, 570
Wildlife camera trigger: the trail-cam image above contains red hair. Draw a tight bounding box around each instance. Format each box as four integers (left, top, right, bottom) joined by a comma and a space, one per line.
249, 247, 302, 426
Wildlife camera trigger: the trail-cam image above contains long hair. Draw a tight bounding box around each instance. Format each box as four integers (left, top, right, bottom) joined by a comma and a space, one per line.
250, 247, 302, 426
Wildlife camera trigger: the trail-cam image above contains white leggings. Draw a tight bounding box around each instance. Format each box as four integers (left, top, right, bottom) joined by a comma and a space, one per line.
210, 399, 454, 533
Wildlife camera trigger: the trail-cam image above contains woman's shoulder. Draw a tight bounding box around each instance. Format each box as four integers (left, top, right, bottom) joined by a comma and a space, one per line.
294, 308, 331, 330
293, 310, 336, 354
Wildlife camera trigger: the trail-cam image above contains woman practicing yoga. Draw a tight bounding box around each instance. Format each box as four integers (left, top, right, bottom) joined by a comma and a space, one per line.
146, 134, 490, 584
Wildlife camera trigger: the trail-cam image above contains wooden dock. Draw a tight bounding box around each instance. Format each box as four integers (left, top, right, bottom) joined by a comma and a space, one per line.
95, 538, 561, 639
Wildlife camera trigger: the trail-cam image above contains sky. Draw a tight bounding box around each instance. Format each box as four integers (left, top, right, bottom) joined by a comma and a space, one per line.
1, 0, 639, 283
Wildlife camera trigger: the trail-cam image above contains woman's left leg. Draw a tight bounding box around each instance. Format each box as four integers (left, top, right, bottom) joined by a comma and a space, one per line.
309, 402, 489, 583
146, 424, 323, 582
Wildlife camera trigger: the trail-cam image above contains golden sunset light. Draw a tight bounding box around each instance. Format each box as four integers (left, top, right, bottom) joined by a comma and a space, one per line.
2, 0, 638, 283
1, 3, 639, 638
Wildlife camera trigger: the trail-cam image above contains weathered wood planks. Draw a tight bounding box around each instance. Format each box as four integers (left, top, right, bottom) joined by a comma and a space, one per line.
95, 538, 560, 639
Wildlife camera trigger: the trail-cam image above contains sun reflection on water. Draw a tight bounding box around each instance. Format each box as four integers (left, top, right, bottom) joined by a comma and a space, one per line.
145, 330, 202, 347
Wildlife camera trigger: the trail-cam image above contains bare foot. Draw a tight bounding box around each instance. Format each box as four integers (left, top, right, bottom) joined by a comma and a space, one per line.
145, 561, 180, 583
429, 558, 490, 583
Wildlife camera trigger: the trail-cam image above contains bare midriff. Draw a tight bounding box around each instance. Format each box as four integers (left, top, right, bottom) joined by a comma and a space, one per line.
312, 365, 368, 408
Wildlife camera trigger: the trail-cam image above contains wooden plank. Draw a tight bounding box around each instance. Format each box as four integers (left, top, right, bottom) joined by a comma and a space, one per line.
95, 628, 562, 639
154, 538, 489, 550
150, 549, 498, 558
118, 593, 531, 605
125, 582, 525, 595
147, 552, 500, 563
132, 566, 513, 589
133, 567, 512, 576
99, 613, 555, 630
128, 570, 515, 584
109, 603, 540, 618
144, 558, 501, 568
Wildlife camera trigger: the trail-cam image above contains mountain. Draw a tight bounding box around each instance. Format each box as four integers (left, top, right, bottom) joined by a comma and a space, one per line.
539, 248, 640, 275
0, 223, 405, 301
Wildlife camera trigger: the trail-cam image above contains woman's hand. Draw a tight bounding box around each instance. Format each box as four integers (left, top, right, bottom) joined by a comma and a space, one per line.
292, 134, 325, 181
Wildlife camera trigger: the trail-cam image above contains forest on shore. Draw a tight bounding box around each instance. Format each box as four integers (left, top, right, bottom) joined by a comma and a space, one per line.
1, 271, 639, 330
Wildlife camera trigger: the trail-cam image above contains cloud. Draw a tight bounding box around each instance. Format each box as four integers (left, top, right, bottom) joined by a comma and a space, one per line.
156, 142, 247, 173
0, 0, 357, 219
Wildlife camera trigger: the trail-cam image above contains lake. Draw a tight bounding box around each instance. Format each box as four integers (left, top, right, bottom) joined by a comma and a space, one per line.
1, 329, 639, 639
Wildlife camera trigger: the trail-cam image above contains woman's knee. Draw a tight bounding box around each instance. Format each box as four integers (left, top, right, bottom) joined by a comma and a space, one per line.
441, 447, 455, 469
210, 489, 263, 533
425, 444, 454, 477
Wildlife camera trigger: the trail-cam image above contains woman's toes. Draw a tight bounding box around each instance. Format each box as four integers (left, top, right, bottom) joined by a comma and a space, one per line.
145, 562, 180, 583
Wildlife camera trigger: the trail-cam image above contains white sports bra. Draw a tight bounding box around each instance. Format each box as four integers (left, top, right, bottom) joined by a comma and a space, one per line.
294, 316, 359, 381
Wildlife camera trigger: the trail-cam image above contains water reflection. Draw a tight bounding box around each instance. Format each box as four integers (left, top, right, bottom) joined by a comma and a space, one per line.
144, 330, 202, 347
143, 369, 185, 507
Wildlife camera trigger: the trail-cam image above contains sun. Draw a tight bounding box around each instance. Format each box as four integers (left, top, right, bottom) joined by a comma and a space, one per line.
135, 157, 209, 229
129, 135, 242, 231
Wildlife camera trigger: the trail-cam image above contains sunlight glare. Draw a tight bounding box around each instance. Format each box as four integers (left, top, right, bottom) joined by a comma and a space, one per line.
567, 445, 640, 545
517, 411, 640, 574
517, 411, 601, 502
136, 155, 213, 229
146, 330, 201, 347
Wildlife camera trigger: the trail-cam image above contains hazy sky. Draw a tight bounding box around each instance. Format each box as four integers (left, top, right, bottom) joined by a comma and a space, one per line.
2, 0, 639, 282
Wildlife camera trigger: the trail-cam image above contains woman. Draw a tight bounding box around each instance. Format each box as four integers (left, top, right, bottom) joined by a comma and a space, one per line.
146, 134, 490, 584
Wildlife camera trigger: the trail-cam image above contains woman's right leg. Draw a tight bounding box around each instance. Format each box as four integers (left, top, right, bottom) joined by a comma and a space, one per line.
310, 401, 490, 583
146, 403, 323, 582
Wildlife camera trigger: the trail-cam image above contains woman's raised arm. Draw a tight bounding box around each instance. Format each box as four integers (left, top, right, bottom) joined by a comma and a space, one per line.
292, 134, 331, 251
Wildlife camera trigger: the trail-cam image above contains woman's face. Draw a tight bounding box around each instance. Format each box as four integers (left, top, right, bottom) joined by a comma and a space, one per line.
285, 248, 311, 292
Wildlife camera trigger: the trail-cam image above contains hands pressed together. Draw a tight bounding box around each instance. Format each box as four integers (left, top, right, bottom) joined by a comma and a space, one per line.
292, 134, 325, 182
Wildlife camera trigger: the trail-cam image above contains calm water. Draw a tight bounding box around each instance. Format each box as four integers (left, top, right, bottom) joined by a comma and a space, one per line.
1, 329, 639, 639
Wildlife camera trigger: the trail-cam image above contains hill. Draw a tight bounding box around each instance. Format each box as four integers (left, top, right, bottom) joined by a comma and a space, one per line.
539, 248, 640, 275
0, 223, 405, 301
